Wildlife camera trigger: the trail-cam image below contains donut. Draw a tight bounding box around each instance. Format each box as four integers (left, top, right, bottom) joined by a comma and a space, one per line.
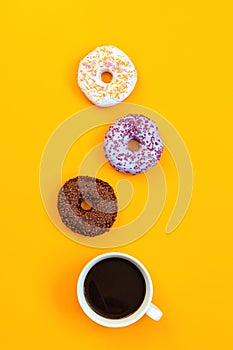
57, 176, 118, 236
77, 46, 137, 107
104, 114, 163, 175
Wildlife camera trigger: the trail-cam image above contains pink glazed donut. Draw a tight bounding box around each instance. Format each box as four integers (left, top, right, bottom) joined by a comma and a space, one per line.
104, 114, 163, 174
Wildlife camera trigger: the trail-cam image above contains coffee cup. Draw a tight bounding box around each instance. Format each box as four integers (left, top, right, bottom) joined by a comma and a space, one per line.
77, 252, 163, 327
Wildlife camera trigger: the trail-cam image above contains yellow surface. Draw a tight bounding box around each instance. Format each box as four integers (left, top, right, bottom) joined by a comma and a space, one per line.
1, 1, 233, 349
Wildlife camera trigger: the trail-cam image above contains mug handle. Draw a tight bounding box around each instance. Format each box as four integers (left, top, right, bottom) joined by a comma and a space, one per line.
146, 303, 163, 321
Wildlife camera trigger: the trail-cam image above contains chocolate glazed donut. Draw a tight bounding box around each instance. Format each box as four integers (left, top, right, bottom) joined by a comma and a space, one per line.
57, 176, 118, 236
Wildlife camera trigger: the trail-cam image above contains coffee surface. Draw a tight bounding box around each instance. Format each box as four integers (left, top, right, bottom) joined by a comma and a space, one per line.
84, 257, 146, 319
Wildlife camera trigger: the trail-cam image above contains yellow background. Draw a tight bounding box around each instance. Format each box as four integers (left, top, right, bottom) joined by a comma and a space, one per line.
1, 1, 233, 349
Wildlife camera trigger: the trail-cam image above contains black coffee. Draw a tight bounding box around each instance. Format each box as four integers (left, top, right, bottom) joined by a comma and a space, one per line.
84, 257, 146, 319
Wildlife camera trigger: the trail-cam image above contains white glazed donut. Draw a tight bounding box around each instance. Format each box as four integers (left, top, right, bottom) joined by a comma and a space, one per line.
78, 46, 137, 107
104, 114, 163, 174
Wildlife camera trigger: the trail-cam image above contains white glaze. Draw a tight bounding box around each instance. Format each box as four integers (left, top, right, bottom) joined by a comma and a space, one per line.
104, 114, 163, 174
78, 46, 137, 107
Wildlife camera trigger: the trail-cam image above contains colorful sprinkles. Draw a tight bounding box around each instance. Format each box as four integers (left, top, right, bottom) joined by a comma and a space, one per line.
104, 114, 164, 174
78, 46, 137, 107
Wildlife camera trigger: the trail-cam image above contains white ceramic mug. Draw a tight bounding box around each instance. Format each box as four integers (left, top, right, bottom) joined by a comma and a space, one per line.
77, 252, 163, 327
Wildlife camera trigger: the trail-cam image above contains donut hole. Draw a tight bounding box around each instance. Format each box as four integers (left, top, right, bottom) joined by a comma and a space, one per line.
101, 71, 113, 83
128, 139, 141, 152
81, 200, 92, 211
